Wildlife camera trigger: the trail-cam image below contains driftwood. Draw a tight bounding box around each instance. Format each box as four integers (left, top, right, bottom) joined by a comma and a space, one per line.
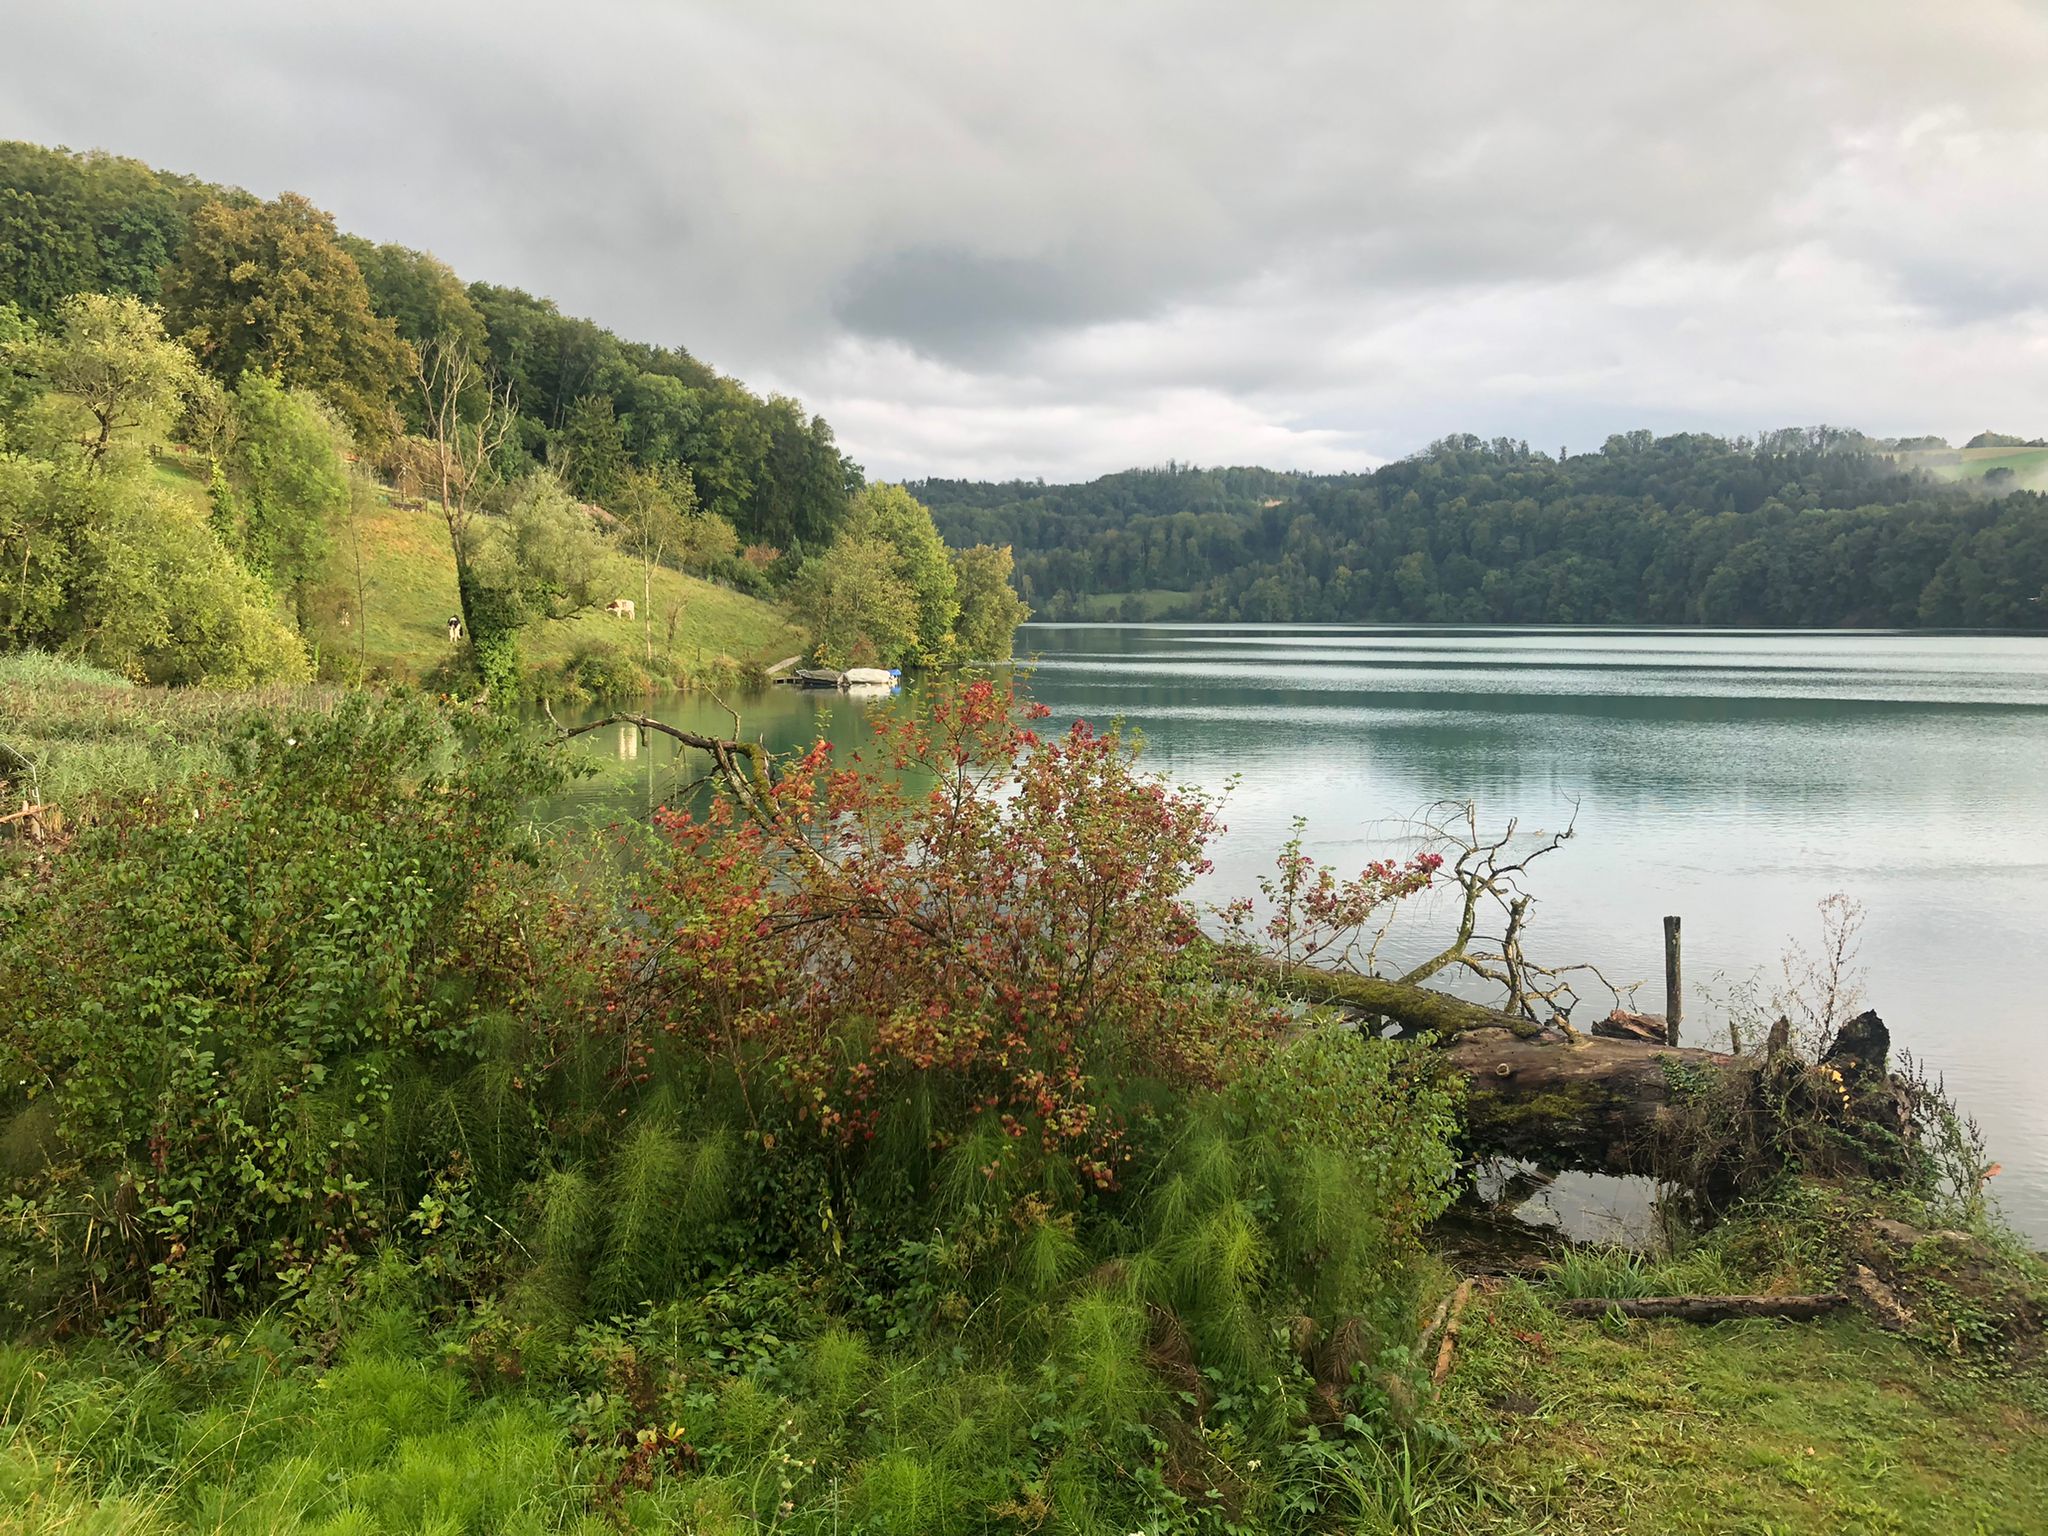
1431, 1279, 1480, 1384
1557, 1293, 1848, 1322
1593, 1008, 1672, 1045
1234, 951, 1746, 1175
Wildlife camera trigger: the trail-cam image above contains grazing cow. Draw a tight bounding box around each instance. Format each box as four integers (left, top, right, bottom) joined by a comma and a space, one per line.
605, 598, 636, 620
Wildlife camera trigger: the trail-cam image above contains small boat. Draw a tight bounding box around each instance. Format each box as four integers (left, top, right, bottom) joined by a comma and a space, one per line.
786, 666, 904, 691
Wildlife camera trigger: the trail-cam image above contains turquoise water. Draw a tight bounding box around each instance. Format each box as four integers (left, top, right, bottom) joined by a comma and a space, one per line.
543, 625, 2048, 1242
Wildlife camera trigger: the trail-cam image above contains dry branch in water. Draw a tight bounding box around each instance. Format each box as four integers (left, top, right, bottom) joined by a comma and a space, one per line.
1234, 799, 1639, 1029
551, 711, 776, 824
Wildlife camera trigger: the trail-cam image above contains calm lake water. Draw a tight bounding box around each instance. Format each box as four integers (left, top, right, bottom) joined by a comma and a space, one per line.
543, 625, 2048, 1244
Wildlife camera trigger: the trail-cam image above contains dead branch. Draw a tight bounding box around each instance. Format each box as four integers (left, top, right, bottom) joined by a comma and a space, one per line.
1431, 1278, 1479, 1383
1390, 798, 1636, 1022
1556, 1293, 1848, 1323
415, 336, 516, 566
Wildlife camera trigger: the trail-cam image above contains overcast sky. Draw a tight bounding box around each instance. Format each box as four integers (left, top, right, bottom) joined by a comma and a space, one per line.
6, 2, 2047, 480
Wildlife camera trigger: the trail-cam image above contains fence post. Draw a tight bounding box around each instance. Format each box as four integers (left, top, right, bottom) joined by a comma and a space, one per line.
1663, 915, 1682, 1045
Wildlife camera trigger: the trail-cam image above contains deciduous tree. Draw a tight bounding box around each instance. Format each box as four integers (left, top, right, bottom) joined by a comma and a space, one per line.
162, 193, 412, 446
843, 482, 958, 663
788, 535, 918, 668
30, 292, 197, 467
216, 371, 349, 628
950, 542, 1030, 660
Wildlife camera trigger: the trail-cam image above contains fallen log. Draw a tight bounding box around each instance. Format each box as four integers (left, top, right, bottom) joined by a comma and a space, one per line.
1235, 951, 1915, 1189
1557, 1292, 1847, 1323
1223, 951, 1549, 1040
1443, 1026, 1741, 1174
1431, 1278, 1481, 1384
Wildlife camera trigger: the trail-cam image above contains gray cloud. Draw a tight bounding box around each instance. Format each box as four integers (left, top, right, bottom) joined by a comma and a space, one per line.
4, 1, 2047, 478
834, 246, 1148, 361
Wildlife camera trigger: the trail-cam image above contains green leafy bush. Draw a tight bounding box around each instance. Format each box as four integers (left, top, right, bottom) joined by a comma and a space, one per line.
0, 693, 565, 1330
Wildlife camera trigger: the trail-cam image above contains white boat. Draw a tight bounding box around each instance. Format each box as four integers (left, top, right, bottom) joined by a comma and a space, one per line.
841, 667, 899, 687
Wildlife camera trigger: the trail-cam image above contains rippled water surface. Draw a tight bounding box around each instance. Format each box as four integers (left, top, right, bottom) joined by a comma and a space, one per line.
545, 625, 2048, 1241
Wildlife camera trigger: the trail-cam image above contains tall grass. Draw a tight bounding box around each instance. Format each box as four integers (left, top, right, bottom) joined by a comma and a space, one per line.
0, 651, 337, 809
0, 1333, 609, 1536
0, 650, 136, 689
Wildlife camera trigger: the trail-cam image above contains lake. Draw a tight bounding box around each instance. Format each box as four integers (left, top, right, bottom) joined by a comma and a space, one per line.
543, 624, 2048, 1244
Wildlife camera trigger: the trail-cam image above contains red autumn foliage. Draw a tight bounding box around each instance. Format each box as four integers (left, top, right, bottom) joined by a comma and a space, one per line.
612, 679, 1275, 1185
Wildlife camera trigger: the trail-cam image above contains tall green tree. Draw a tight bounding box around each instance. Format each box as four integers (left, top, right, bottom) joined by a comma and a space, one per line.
556, 392, 629, 504
161, 194, 412, 446
343, 238, 490, 433
843, 482, 959, 664
681, 380, 771, 532
950, 542, 1031, 660
0, 184, 92, 315
787, 535, 918, 669
217, 371, 348, 628
751, 394, 851, 549
0, 142, 199, 313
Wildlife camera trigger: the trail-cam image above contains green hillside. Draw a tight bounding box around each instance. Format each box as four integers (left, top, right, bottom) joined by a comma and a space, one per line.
150, 455, 800, 685
1879, 443, 2048, 486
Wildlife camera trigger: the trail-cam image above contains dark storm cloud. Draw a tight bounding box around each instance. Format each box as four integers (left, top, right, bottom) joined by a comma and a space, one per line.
835, 247, 1152, 360
4, 1, 2046, 478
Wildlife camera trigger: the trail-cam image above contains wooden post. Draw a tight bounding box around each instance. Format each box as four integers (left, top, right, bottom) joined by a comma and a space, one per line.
1663, 915, 1682, 1045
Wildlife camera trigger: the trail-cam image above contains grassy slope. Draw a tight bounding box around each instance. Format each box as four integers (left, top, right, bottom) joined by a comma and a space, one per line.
1886, 444, 2048, 487
1438, 1283, 2045, 1535
151, 457, 801, 681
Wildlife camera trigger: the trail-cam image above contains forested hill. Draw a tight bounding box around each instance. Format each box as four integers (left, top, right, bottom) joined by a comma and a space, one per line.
0, 140, 851, 553
918, 432, 2048, 628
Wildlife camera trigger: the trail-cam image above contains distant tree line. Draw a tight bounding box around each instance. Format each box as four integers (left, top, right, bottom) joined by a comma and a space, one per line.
919, 431, 2048, 628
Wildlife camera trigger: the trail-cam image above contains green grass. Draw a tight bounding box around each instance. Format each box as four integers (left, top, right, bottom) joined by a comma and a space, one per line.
1049, 588, 1200, 622
1886, 444, 2048, 487
1954, 445, 2048, 482
1437, 1282, 2048, 1535
9, 1272, 2040, 1536
0, 1339, 614, 1536
329, 498, 798, 681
